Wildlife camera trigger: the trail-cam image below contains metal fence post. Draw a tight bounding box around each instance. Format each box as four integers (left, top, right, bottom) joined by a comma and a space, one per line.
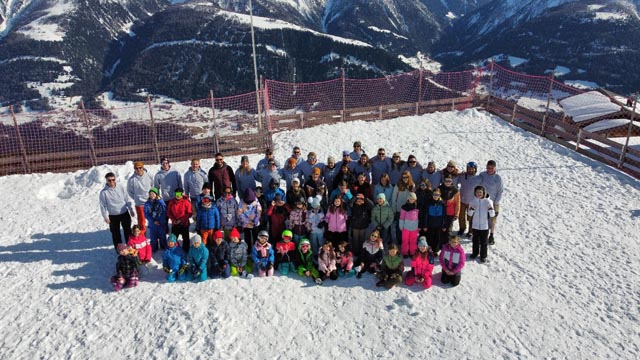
9, 105, 30, 174
146, 96, 161, 164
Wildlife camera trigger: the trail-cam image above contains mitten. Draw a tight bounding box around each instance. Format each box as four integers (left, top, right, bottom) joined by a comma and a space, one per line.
163, 266, 171, 273
178, 264, 188, 275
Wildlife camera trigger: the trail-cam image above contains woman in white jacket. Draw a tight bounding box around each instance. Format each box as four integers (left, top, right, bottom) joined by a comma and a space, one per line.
467, 185, 495, 263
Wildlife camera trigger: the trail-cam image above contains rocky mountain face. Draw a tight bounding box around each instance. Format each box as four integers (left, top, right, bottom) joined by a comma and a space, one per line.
1, 0, 638, 109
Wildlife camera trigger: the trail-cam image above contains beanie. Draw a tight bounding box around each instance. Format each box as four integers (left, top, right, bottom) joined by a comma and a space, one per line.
418, 237, 427, 248
229, 228, 241, 239
191, 234, 202, 245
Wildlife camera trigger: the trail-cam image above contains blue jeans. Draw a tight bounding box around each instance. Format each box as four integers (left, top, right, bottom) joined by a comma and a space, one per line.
309, 232, 324, 259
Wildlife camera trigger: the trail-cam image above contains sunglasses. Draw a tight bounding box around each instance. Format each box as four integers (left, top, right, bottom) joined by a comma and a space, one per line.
393, 156, 399, 159
378, 153, 385, 155
447, 165, 454, 168
308, 157, 316, 160
135, 167, 143, 170
402, 176, 409, 179
408, 161, 416, 164
294, 151, 301, 154
106, 178, 116, 182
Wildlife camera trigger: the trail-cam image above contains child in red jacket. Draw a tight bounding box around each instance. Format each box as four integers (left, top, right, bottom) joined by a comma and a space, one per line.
167, 188, 193, 252
275, 229, 297, 274
127, 225, 152, 264
404, 237, 434, 289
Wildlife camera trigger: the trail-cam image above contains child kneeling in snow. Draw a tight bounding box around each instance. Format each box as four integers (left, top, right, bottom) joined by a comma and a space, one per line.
439, 235, 466, 287
318, 242, 339, 282
252, 230, 275, 277
335, 240, 354, 277
294, 239, 321, 284
162, 234, 189, 282
404, 237, 434, 289
375, 244, 404, 289
127, 225, 152, 264
208, 230, 231, 279
228, 228, 250, 277
275, 229, 297, 275
111, 243, 141, 291
188, 234, 209, 282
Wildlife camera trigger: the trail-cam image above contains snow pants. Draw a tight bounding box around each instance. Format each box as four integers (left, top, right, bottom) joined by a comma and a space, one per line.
401, 229, 419, 256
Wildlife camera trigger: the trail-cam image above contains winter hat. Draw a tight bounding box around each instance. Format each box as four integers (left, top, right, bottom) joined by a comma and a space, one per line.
149, 187, 159, 195
408, 154, 416, 161
288, 157, 297, 166
258, 230, 269, 238
392, 152, 401, 158
447, 160, 457, 167
408, 192, 417, 200
308, 196, 320, 209
167, 234, 178, 244
134, 161, 144, 168
229, 228, 241, 239
292, 178, 300, 185
299, 239, 311, 247
215, 230, 225, 239
202, 182, 212, 190
273, 194, 283, 202
356, 193, 365, 199
191, 234, 202, 245
202, 195, 213, 203
255, 186, 263, 193
282, 229, 293, 238
243, 188, 256, 203
117, 243, 127, 253
418, 237, 427, 248
353, 141, 361, 147
312, 167, 321, 176
376, 193, 386, 201
241, 155, 249, 162
342, 150, 350, 156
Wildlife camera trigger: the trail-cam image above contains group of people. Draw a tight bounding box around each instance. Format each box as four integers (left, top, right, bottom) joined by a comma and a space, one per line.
100, 141, 503, 291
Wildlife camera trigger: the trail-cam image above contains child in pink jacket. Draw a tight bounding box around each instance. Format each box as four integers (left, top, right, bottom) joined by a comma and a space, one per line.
399, 192, 420, 258
335, 240, 354, 277
404, 237, 434, 289
324, 195, 348, 247
439, 235, 466, 287
318, 242, 338, 282
127, 225, 152, 263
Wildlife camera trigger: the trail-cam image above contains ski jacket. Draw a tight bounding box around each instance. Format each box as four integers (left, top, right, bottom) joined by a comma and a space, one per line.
196, 203, 220, 231
351, 180, 373, 200
370, 201, 394, 230
411, 251, 435, 278
162, 246, 187, 272
237, 198, 262, 229
275, 241, 296, 264
288, 208, 308, 235
127, 234, 152, 262
318, 250, 337, 272
294, 247, 316, 274
184, 168, 208, 200
127, 170, 154, 206
115, 254, 141, 278
438, 184, 460, 217
252, 241, 274, 267
468, 197, 495, 231
391, 186, 413, 214
306, 208, 325, 234
99, 183, 133, 219
422, 198, 446, 229
351, 198, 374, 230
209, 240, 231, 266
208, 163, 233, 199
440, 244, 466, 274
167, 196, 192, 225
399, 203, 420, 231
229, 241, 248, 268
325, 208, 348, 233
154, 167, 182, 201
217, 195, 239, 229
380, 254, 404, 277
188, 245, 209, 271
144, 198, 167, 225
336, 249, 354, 270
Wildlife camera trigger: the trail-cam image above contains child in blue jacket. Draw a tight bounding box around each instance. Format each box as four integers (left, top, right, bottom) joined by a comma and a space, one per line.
421, 188, 448, 255
188, 234, 209, 282
162, 234, 189, 282
144, 187, 167, 251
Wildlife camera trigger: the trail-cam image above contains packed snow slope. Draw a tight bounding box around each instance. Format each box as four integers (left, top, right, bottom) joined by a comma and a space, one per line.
0, 109, 639, 359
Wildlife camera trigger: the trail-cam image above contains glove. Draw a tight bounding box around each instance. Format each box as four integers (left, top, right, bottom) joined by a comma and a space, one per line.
194, 269, 202, 278
266, 263, 273, 271
163, 266, 171, 274
178, 264, 188, 275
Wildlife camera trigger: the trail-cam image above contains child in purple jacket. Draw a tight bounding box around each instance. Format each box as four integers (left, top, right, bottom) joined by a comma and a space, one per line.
439, 235, 466, 287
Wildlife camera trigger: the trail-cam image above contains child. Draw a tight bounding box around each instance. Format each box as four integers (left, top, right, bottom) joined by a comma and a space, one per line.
196, 195, 220, 246
252, 230, 275, 277
288, 197, 308, 245
356, 230, 384, 279
162, 234, 189, 283
254, 186, 268, 232
422, 188, 447, 256
144, 187, 167, 251
266, 194, 289, 245
375, 244, 404, 289
467, 185, 495, 263
335, 240, 355, 277
439, 235, 466, 287
350, 193, 374, 256
188, 234, 209, 282
167, 188, 193, 252
324, 195, 348, 248
110, 243, 141, 291
208, 230, 231, 278
228, 228, 249, 277
370, 193, 394, 252
404, 237, 434, 289
317, 242, 338, 282
399, 192, 420, 258
294, 239, 321, 284
306, 196, 325, 258
237, 188, 262, 252
217, 186, 239, 238
127, 225, 152, 264
275, 229, 297, 275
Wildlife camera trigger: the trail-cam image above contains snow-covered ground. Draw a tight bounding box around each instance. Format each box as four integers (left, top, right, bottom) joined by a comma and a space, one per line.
1, 109, 639, 358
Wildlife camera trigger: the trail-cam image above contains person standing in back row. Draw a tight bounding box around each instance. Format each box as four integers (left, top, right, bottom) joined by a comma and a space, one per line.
100, 172, 135, 252
184, 158, 208, 218
127, 161, 153, 233
208, 153, 235, 200
479, 160, 504, 245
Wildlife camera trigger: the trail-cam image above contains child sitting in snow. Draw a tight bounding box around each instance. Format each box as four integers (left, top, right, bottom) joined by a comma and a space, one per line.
111, 243, 141, 291
252, 230, 275, 277
375, 243, 404, 289
162, 234, 189, 282
275, 229, 297, 275
188, 234, 209, 282
208, 230, 231, 278
356, 230, 384, 279
335, 240, 354, 277
127, 225, 152, 264
228, 228, 249, 277
317, 242, 338, 282
294, 238, 321, 285
404, 237, 434, 289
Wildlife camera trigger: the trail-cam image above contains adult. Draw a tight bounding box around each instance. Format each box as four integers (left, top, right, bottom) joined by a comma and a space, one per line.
281, 157, 305, 190
438, 175, 460, 234
286, 178, 307, 207
370, 148, 391, 185
154, 157, 182, 202
100, 172, 134, 252
352, 154, 372, 183
401, 155, 422, 184
479, 160, 504, 245
457, 161, 482, 236
373, 173, 394, 203
422, 161, 442, 189
235, 155, 258, 199
208, 153, 235, 200
388, 152, 405, 186
290, 146, 304, 165
184, 158, 208, 217
304, 167, 325, 198
256, 159, 282, 189
127, 161, 153, 233
390, 170, 415, 245
349, 140, 365, 161
297, 152, 323, 180
332, 163, 356, 191
322, 156, 340, 195
441, 160, 460, 187
336, 150, 356, 172
256, 148, 280, 171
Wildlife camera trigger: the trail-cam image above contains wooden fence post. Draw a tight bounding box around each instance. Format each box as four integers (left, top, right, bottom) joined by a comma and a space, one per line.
299, 113, 304, 128
417, 66, 423, 115
575, 128, 583, 151
487, 58, 495, 108
342, 68, 346, 122
541, 73, 555, 136
79, 101, 98, 167
511, 103, 518, 124
209, 90, 220, 154
146, 96, 161, 164
619, 94, 638, 169
9, 105, 30, 174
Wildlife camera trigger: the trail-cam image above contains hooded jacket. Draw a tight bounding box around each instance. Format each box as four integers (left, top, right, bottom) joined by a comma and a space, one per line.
99, 183, 133, 219
184, 168, 208, 199
127, 170, 154, 206
154, 167, 182, 201
440, 243, 466, 274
